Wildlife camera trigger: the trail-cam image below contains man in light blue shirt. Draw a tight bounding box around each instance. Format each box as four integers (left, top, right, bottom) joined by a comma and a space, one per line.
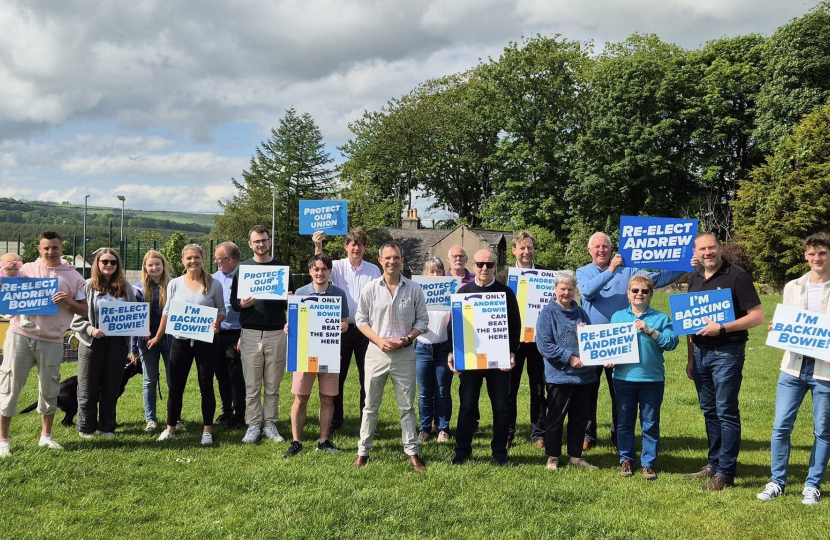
577, 231, 691, 450
213, 241, 245, 429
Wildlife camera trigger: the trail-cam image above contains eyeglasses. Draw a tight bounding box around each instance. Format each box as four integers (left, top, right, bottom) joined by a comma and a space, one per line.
250, 239, 269, 245
450, 254, 466, 259
630, 288, 651, 295
474, 261, 495, 269
214, 256, 230, 263
99, 259, 118, 266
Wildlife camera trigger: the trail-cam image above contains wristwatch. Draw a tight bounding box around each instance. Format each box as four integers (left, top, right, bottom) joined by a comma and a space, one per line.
403, 335, 413, 347
719, 323, 726, 335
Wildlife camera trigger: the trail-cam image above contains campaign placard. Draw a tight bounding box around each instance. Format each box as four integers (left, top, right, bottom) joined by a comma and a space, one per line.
766, 304, 830, 362
98, 301, 150, 337
0, 277, 58, 315
619, 216, 698, 271
451, 292, 511, 370
507, 268, 558, 343
237, 265, 290, 300
578, 323, 640, 366
299, 200, 348, 235
166, 300, 218, 343
286, 296, 342, 373
669, 289, 735, 335
412, 276, 461, 311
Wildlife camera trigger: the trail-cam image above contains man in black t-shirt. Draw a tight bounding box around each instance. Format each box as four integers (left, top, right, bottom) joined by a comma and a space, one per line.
683, 232, 764, 490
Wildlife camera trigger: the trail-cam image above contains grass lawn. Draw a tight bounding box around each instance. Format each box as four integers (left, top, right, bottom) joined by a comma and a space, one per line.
1, 293, 828, 539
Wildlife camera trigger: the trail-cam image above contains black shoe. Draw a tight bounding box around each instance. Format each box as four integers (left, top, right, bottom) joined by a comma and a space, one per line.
494, 455, 509, 466
317, 439, 340, 453
452, 454, 468, 465
214, 413, 229, 425
284, 440, 303, 457
330, 422, 343, 433
228, 415, 246, 430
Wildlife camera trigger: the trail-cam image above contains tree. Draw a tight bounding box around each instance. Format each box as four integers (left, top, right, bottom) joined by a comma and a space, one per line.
733, 101, 830, 283
160, 231, 188, 277
214, 108, 335, 270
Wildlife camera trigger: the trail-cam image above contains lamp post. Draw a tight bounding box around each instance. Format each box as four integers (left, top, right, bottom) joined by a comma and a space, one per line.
83, 195, 89, 277
117, 195, 125, 244
271, 165, 285, 259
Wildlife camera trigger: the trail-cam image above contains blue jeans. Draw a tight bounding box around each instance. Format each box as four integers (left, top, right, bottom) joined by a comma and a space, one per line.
692, 343, 745, 481
415, 339, 453, 432
139, 335, 171, 423
770, 359, 830, 489
614, 379, 664, 468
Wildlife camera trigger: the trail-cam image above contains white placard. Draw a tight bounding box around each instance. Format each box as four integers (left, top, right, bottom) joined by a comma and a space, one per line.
451, 291, 511, 370
287, 296, 342, 373
412, 276, 462, 311
98, 301, 150, 337
766, 303, 830, 362
237, 264, 291, 300
577, 323, 640, 366
167, 300, 218, 343
507, 268, 559, 343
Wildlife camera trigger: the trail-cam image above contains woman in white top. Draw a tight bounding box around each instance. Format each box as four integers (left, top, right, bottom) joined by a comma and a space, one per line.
71, 249, 137, 437
415, 257, 453, 443
151, 244, 225, 445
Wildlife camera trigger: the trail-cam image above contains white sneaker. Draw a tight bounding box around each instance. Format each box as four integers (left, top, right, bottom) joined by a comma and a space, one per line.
263, 426, 284, 442
38, 436, 63, 450
0, 440, 10, 458
757, 482, 784, 501
201, 432, 213, 446
156, 430, 175, 442
242, 425, 261, 443
99, 432, 114, 438
803, 486, 821, 505
78, 431, 94, 439
175, 420, 187, 432
145, 421, 158, 433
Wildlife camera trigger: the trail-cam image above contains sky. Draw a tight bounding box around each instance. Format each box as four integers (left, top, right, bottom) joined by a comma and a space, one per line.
0, 0, 817, 218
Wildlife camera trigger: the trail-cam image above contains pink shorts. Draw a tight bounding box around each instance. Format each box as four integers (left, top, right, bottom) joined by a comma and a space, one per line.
291, 372, 339, 397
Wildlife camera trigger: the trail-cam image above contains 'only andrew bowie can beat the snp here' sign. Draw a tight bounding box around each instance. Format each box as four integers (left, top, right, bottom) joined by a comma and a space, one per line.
507, 268, 558, 343
286, 295, 342, 374
451, 292, 511, 370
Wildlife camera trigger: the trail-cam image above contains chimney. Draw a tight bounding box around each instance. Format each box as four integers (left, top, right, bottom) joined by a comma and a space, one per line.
402, 208, 420, 230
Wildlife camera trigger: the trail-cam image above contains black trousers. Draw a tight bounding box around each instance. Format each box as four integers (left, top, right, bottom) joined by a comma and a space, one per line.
332, 324, 369, 428
168, 337, 217, 427
508, 342, 547, 441
455, 370, 510, 460
215, 329, 245, 419
77, 337, 128, 434
586, 366, 618, 445
545, 383, 591, 458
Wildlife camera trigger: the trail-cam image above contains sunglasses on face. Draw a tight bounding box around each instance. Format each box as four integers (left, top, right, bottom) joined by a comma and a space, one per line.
474, 261, 495, 269
99, 259, 117, 266
630, 288, 651, 295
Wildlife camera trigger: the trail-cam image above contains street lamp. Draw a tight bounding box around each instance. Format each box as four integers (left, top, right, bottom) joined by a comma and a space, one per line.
271, 165, 286, 259
83, 195, 89, 277
117, 195, 125, 244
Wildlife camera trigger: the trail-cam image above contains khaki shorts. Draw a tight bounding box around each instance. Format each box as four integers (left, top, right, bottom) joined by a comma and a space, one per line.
0, 332, 63, 417
291, 372, 339, 397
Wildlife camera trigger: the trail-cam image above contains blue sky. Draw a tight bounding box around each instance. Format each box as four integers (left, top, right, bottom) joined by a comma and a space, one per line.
0, 0, 814, 218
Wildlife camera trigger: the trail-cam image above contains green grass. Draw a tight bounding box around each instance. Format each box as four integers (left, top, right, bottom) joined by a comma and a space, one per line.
1, 293, 828, 539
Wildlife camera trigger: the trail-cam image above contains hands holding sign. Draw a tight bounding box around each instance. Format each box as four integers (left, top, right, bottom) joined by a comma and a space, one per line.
448, 351, 515, 374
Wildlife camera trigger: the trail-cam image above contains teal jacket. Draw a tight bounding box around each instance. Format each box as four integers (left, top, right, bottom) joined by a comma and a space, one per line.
610, 306, 678, 382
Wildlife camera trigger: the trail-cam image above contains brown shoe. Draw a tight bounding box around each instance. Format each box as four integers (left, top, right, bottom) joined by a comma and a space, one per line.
351, 455, 368, 468
570, 457, 598, 470
684, 465, 716, 479
437, 431, 450, 443
619, 459, 633, 477
642, 467, 657, 481
699, 474, 734, 491
582, 438, 595, 452
406, 454, 426, 471
531, 439, 545, 449
506, 439, 513, 449
545, 456, 559, 471
418, 431, 431, 442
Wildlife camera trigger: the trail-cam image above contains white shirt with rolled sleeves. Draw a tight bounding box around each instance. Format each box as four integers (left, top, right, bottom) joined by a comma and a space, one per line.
355, 275, 429, 339
330, 258, 381, 324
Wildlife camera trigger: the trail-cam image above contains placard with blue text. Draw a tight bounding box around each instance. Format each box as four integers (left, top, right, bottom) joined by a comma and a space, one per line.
619, 216, 698, 271
0, 277, 58, 315
299, 200, 348, 235
412, 276, 461, 311
237, 265, 291, 300
669, 289, 735, 335
451, 292, 511, 370
287, 296, 342, 373
578, 323, 640, 366
507, 268, 559, 343
167, 300, 218, 343
766, 303, 830, 362
98, 301, 150, 337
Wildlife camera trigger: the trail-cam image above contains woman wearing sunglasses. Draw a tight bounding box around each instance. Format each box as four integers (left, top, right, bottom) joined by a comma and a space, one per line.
609, 275, 678, 480
71, 249, 138, 438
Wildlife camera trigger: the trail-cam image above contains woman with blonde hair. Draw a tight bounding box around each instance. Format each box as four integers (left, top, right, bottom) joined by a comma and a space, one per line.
151, 244, 225, 445
130, 250, 176, 433
71, 249, 138, 437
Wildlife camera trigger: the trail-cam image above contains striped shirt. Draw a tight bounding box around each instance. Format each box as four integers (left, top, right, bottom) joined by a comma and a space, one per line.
356, 275, 429, 339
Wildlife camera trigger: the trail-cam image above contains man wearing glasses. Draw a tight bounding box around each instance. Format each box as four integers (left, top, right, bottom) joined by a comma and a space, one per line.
446, 245, 474, 285
231, 226, 295, 444
212, 242, 246, 429
449, 249, 521, 465
577, 232, 691, 452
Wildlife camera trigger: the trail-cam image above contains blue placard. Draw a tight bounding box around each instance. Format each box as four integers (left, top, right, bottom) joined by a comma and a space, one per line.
669, 289, 735, 335
618, 216, 698, 271
0, 277, 59, 315
299, 200, 348, 235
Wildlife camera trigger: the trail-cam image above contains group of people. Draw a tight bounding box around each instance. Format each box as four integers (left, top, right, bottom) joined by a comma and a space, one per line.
0, 226, 828, 505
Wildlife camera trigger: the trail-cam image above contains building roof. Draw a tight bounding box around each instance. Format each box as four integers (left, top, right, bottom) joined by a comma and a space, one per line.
470, 228, 513, 247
